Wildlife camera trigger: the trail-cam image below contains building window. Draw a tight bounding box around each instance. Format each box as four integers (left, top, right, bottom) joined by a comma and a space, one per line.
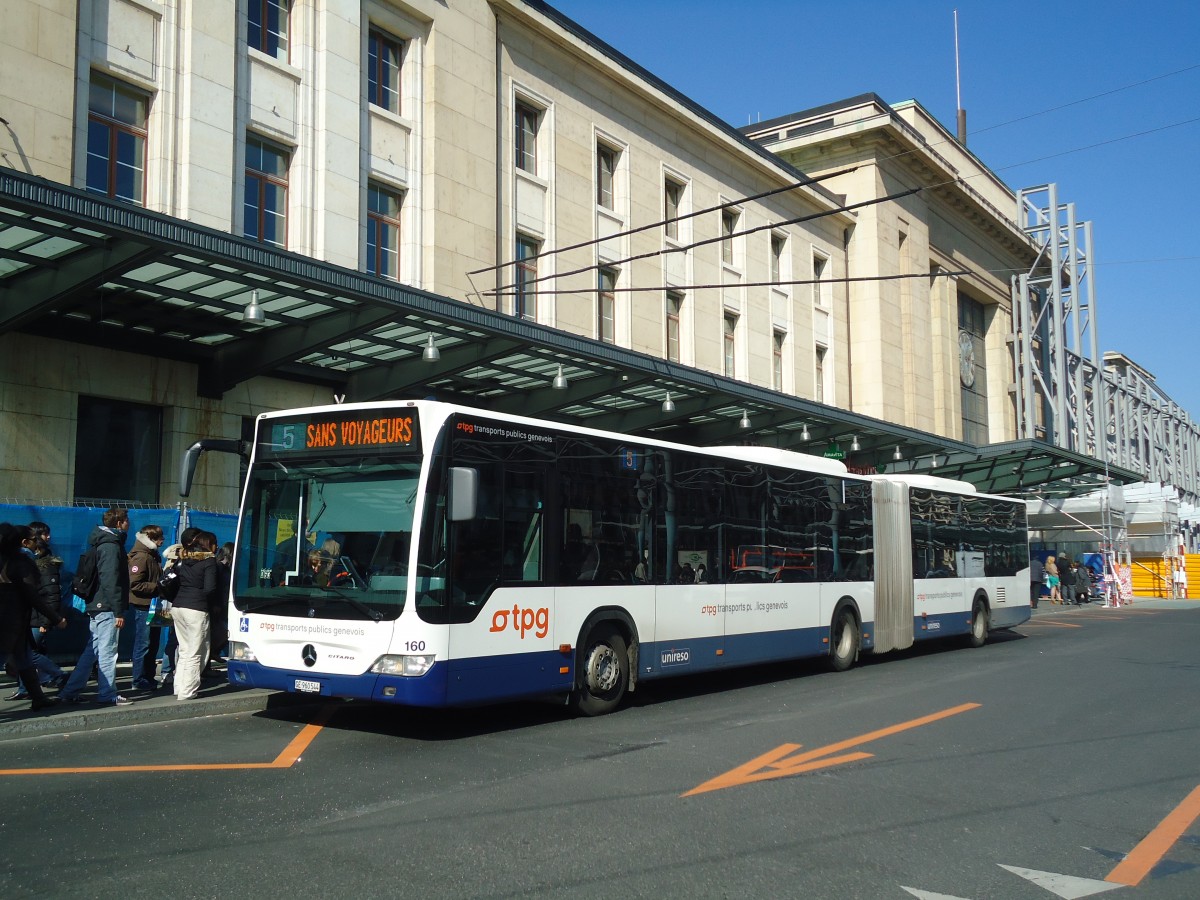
813, 253, 830, 307
367, 181, 402, 280
598, 268, 617, 342
723, 314, 737, 377
815, 344, 827, 402
74, 397, 162, 505
959, 294, 989, 444
770, 233, 786, 285
515, 234, 539, 320
244, 135, 289, 248
773, 330, 785, 391
664, 178, 683, 240
247, 0, 289, 61
86, 73, 148, 205
515, 102, 539, 174
665, 291, 683, 362
721, 209, 738, 266
597, 143, 617, 209
367, 29, 404, 114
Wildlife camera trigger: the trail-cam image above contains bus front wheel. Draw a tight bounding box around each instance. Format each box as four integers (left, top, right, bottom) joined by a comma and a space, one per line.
575, 627, 628, 716
829, 606, 859, 672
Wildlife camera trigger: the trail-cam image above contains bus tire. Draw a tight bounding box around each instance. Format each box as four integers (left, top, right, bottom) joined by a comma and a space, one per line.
574, 626, 628, 716
828, 605, 859, 672
967, 596, 989, 648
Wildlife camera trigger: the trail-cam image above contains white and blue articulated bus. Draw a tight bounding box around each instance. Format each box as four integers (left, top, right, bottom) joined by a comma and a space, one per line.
212, 400, 1030, 715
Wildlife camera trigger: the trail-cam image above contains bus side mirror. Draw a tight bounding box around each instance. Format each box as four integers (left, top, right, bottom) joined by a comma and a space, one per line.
448, 467, 478, 521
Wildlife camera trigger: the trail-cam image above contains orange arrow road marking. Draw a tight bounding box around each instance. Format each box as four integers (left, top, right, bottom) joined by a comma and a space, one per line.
683, 702, 980, 797
0, 705, 335, 777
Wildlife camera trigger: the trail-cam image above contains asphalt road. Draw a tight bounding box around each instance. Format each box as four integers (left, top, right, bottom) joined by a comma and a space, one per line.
1, 603, 1197, 899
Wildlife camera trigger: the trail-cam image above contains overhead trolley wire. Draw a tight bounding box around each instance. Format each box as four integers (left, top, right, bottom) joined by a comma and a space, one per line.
472, 64, 1200, 302
488, 269, 977, 298
483, 185, 924, 299
467, 164, 860, 278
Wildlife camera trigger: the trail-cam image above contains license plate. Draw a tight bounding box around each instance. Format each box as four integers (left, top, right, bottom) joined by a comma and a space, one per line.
294, 679, 321, 694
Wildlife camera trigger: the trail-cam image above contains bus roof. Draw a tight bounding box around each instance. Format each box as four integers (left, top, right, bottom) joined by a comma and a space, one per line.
869, 472, 978, 494
708, 445, 849, 475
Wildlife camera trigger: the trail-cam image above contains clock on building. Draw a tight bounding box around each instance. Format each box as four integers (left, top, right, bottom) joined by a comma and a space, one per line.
958, 330, 976, 387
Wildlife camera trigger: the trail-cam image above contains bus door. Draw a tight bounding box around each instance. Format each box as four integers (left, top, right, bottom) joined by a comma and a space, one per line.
443, 449, 564, 705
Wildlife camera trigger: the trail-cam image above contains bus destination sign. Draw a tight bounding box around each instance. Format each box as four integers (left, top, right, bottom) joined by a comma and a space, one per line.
264, 413, 419, 455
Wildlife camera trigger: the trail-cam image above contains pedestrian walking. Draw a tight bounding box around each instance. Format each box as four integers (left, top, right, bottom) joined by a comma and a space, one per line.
1029, 554, 1044, 609
127, 524, 165, 690
59, 507, 133, 706
0, 523, 68, 711
5, 522, 67, 700
1045, 554, 1061, 604
1059, 555, 1074, 605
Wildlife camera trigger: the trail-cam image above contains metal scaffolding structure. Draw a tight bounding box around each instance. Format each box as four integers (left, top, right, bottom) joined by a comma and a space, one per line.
1010, 183, 1200, 508
1011, 183, 1104, 455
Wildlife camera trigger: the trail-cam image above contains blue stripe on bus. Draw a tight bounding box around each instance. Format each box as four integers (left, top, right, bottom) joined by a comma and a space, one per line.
234, 609, 1018, 708
642, 625, 830, 677
227, 652, 575, 707
227, 660, 450, 706
914, 613, 971, 639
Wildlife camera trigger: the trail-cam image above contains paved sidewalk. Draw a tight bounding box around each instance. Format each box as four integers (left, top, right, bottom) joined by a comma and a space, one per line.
0, 663, 309, 742
1029, 596, 1198, 616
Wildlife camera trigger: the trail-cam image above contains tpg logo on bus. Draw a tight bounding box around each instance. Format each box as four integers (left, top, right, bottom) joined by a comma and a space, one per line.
489, 605, 550, 639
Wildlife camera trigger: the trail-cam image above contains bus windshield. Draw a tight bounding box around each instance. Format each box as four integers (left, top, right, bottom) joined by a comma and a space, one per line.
233, 456, 421, 621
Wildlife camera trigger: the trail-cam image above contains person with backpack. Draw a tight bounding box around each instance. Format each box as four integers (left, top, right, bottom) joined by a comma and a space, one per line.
127, 524, 165, 691
0, 523, 68, 711
59, 507, 134, 706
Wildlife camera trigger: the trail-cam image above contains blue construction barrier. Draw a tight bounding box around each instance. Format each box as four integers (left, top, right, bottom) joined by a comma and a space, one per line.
0, 503, 237, 662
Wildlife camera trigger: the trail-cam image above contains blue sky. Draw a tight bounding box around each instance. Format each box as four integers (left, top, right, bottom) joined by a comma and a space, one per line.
550, 0, 1200, 417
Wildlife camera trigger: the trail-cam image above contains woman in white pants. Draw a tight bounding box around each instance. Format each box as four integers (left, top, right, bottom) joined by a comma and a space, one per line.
170, 531, 217, 700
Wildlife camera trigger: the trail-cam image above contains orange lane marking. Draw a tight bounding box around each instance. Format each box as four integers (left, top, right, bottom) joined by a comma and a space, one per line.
0, 704, 335, 777
683, 702, 980, 797
1106, 783, 1200, 886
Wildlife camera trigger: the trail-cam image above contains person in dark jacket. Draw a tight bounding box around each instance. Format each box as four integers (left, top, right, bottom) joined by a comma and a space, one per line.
172, 530, 217, 701
4, 523, 66, 701
59, 507, 133, 706
127, 524, 165, 690
204, 541, 233, 678
0, 523, 68, 711
1072, 562, 1091, 604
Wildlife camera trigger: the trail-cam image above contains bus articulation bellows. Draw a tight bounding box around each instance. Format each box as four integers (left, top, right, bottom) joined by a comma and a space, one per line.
205, 400, 1030, 716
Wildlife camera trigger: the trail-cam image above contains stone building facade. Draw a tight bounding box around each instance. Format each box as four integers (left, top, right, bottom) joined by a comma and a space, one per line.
1, 1, 1026, 512
745, 95, 1038, 446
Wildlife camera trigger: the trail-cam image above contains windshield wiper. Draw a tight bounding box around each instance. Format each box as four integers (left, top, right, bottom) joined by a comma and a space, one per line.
323, 587, 385, 622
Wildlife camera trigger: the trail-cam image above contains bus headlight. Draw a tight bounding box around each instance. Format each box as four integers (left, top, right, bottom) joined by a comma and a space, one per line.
370, 654, 435, 677
228, 642, 257, 662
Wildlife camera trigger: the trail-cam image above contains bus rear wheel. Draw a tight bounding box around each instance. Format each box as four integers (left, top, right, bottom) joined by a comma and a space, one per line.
828, 606, 859, 672
574, 627, 628, 716
967, 597, 989, 648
